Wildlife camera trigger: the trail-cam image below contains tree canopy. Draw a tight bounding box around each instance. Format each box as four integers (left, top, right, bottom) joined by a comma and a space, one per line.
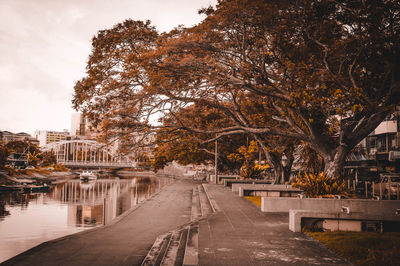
73, 0, 400, 179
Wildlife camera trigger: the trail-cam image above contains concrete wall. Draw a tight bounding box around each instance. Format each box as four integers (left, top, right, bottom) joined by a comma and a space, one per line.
217, 175, 240, 184
232, 183, 298, 193
262, 197, 400, 215
288, 209, 400, 232
223, 179, 271, 187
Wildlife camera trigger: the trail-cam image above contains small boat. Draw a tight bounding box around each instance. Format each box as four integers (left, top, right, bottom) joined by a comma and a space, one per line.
80, 171, 97, 182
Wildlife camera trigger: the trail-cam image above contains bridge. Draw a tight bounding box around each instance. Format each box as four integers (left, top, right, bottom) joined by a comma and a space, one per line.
43, 140, 136, 168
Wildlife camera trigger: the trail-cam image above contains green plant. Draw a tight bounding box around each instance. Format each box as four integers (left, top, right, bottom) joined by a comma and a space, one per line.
53, 164, 67, 171
291, 172, 348, 198
308, 232, 400, 266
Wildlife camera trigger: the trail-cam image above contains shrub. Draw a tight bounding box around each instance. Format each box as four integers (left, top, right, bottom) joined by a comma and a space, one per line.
291, 172, 348, 198
240, 163, 269, 179
53, 164, 67, 171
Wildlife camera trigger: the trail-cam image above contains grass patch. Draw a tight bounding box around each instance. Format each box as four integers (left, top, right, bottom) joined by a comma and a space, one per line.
245, 196, 261, 207
307, 231, 400, 266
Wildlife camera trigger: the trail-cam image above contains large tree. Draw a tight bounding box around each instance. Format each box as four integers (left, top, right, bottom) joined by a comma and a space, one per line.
143, 0, 400, 178
73, 20, 159, 144
73, 0, 400, 179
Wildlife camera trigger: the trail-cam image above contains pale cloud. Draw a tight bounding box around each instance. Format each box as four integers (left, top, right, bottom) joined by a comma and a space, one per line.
0, 0, 216, 135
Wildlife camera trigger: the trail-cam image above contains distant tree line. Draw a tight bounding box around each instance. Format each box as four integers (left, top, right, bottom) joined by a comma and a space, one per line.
0, 140, 56, 169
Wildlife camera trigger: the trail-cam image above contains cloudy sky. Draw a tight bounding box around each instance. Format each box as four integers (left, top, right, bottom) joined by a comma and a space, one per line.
0, 0, 216, 135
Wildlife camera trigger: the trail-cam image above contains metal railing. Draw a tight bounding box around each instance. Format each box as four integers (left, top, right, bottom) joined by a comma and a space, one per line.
58, 160, 136, 168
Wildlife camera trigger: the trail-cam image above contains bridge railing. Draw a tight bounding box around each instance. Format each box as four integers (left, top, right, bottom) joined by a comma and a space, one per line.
57, 160, 136, 168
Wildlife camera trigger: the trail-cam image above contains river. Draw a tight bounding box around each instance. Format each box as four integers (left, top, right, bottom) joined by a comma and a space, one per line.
0, 174, 172, 263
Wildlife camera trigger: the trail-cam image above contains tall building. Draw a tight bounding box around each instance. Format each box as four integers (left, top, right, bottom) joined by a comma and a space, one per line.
34, 130, 69, 147
70, 113, 100, 140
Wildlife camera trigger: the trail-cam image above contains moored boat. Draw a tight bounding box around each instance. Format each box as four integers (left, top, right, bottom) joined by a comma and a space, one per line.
80, 171, 97, 182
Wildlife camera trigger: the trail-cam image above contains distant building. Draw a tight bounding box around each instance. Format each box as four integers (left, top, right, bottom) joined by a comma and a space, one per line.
70, 113, 100, 140
345, 108, 400, 180
0, 130, 39, 146
34, 130, 70, 147
365, 111, 400, 155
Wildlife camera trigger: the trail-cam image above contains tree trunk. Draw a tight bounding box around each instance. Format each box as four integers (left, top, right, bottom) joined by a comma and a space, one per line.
273, 164, 283, 184
323, 145, 350, 179
254, 136, 295, 184
269, 156, 293, 184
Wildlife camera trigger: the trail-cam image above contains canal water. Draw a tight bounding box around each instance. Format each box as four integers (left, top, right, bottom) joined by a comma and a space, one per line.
0, 175, 172, 263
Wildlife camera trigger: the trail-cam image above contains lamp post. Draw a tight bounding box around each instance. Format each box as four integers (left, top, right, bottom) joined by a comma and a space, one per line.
215, 139, 218, 184
281, 154, 288, 183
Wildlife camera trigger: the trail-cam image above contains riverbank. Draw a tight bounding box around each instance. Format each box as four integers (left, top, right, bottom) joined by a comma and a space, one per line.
0, 167, 163, 186
0, 168, 77, 187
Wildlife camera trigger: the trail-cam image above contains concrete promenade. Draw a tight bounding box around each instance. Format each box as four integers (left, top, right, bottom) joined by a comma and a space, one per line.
3, 177, 350, 265
199, 184, 350, 265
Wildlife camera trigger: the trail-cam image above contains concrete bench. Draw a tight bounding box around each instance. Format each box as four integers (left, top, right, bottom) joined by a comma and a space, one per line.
234, 184, 302, 197
232, 183, 294, 193
261, 197, 400, 214
208, 174, 240, 184
289, 209, 400, 232
217, 175, 240, 184
223, 179, 271, 187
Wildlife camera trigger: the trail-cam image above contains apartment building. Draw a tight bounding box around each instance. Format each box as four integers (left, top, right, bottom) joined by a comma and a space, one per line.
0, 131, 39, 146
345, 108, 400, 179
34, 130, 70, 147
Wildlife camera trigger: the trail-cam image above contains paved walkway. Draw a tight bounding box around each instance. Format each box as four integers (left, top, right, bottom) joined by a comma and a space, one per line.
199, 184, 350, 265
3, 179, 197, 266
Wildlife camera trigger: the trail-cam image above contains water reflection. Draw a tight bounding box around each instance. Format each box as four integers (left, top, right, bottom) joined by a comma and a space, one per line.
57, 177, 168, 226
0, 176, 172, 263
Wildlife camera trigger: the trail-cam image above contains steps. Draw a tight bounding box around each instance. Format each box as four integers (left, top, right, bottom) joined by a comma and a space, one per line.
141, 184, 215, 266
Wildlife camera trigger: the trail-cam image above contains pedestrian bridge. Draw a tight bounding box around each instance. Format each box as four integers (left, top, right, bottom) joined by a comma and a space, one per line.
43, 140, 136, 168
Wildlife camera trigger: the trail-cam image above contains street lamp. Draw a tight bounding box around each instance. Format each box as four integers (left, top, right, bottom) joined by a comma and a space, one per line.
215, 139, 218, 184
281, 154, 288, 183
281, 154, 288, 167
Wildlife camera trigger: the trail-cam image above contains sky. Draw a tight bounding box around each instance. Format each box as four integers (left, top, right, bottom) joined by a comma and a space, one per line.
0, 0, 217, 136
